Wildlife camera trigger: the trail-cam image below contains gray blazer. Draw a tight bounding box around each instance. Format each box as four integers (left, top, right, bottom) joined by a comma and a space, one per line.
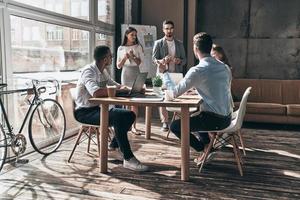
152, 37, 187, 73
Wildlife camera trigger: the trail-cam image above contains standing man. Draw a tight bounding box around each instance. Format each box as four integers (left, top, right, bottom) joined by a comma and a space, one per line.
74, 45, 149, 172
159, 32, 233, 164
152, 20, 187, 131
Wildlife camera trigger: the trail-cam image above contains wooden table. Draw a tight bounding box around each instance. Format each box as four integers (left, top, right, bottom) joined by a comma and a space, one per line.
89, 94, 202, 181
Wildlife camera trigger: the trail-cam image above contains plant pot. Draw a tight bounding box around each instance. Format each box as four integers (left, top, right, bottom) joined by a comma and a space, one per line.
153, 86, 163, 96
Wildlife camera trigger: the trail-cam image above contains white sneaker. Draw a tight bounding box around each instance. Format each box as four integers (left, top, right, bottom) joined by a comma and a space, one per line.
108, 148, 123, 161
123, 157, 149, 172
194, 150, 217, 166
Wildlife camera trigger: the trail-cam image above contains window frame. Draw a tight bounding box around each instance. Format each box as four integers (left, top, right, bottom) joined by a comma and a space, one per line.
1, 0, 115, 80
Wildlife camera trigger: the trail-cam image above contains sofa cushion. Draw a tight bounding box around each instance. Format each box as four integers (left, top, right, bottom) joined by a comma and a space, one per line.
282, 80, 300, 104
232, 79, 261, 102
260, 80, 282, 104
234, 102, 286, 115
287, 104, 300, 116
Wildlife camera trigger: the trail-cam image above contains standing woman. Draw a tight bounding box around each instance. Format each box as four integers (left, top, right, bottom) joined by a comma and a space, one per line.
211, 44, 233, 74
117, 27, 144, 135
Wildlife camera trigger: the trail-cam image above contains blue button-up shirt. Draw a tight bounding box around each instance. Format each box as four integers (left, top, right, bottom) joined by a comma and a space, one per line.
163, 56, 233, 116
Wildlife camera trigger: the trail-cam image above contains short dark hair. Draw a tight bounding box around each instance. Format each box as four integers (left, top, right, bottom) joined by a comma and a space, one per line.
163, 20, 174, 28
193, 32, 213, 54
93, 45, 110, 62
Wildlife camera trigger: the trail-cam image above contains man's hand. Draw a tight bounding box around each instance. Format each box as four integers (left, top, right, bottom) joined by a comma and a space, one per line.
174, 58, 182, 65
163, 55, 172, 64
158, 61, 168, 73
119, 85, 130, 91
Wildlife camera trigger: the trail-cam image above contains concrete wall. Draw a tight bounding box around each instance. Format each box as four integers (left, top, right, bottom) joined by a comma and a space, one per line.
197, 0, 300, 79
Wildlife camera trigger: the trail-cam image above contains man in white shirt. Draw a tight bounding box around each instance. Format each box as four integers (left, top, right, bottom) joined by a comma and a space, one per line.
74, 45, 149, 172
152, 20, 187, 131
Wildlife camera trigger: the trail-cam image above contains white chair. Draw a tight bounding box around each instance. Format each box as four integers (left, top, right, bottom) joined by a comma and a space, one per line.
67, 88, 113, 163
197, 87, 251, 176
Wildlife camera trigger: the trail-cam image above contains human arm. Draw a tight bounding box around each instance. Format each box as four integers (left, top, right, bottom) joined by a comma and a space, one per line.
82, 69, 108, 97
117, 46, 129, 69
162, 67, 198, 98
128, 49, 141, 66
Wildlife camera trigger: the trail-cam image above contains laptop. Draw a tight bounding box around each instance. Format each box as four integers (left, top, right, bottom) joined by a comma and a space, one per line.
162, 73, 183, 89
116, 72, 148, 97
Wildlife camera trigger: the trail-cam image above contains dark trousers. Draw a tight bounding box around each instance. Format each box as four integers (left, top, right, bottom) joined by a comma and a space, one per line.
75, 106, 135, 160
170, 111, 231, 152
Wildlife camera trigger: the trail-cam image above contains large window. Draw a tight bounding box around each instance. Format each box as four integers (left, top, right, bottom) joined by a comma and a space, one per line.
13, 0, 89, 20
11, 16, 89, 73
0, 0, 115, 153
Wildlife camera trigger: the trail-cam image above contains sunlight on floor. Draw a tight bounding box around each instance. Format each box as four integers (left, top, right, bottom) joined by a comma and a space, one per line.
283, 170, 300, 178
245, 148, 300, 159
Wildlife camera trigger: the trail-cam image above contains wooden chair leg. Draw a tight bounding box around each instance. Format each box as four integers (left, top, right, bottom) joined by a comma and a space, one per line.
238, 129, 246, 156
68, 126, 84, 163
231, 135, 243, 176
87, 127, 92, 153
96, 129, 101, 172
233, 134, 244, 165
199, 133, 216, 173
166, 112, 177, 138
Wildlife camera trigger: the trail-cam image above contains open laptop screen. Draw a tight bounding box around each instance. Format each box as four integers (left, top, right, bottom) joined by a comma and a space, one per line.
130, 72, 148, 94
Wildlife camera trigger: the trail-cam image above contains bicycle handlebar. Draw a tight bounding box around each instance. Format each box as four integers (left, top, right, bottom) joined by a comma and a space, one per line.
31, 79, 59, 96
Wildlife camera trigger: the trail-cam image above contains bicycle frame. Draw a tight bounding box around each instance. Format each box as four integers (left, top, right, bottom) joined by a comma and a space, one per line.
0, 87, 37, 140
0, 80, 58, 140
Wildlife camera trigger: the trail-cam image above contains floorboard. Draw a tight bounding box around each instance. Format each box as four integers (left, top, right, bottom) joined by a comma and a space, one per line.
0, 120, 299, 200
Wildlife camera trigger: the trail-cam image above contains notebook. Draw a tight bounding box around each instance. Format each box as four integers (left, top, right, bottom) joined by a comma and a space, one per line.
116, 72, 148, 97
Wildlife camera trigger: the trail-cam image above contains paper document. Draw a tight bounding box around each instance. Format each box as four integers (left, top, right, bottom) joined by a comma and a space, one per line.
130, 96, 164, 102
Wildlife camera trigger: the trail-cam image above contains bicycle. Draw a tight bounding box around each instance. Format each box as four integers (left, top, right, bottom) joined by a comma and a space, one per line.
0, 79, 66, 172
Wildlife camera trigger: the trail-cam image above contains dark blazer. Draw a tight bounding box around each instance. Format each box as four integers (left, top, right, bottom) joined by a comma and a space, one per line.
152, 37, 187, 73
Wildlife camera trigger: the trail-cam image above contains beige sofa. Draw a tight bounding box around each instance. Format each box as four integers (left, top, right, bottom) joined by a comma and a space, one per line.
232, 79, 300, 124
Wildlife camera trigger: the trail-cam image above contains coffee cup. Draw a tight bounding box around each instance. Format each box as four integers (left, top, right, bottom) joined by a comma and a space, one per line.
164, 89, 174, 101
107, 85, 117, 98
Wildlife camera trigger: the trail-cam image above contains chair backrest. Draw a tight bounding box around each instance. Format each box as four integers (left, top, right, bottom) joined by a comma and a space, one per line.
234, 87, 251, 129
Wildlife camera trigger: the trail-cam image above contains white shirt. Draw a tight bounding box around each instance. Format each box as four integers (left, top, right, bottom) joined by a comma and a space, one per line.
166, 40, 176, 72
75, 62, 119, 109
117, 44, 144, 68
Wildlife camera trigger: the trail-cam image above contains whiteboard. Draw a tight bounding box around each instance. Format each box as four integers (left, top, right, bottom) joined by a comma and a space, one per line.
121, 24, 157, 78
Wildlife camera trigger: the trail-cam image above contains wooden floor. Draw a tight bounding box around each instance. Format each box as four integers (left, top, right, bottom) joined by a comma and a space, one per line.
0, 120, 299, 200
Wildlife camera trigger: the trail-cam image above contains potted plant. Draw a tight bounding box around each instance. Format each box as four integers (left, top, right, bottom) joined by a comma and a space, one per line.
152, 75, 163, 95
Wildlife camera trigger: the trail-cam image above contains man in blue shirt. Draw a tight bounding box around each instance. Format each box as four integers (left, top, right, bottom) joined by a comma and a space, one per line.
158, 32, 233, 163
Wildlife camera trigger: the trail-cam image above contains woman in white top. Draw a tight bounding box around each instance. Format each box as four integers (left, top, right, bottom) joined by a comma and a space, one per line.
117, 27, 144, 135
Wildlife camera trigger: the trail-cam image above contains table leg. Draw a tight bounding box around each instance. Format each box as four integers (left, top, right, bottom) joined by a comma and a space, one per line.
100, 104, 109, 173
145, 106, 152, 139
181, 106, 190, 181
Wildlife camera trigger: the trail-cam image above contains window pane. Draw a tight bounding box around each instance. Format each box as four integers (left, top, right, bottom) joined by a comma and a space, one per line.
96, 33, 113, 50
98, 0, 114, 24
13, 0, 89, 20
96, 33, 114, 75
11, 15, 90, 74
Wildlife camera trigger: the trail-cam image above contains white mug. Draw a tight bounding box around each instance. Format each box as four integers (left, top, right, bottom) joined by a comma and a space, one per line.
165, 90, 174, 101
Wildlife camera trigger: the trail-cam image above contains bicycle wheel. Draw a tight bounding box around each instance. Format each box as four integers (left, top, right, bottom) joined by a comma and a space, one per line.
28, 98, 66, 155
0, 126, 7, 172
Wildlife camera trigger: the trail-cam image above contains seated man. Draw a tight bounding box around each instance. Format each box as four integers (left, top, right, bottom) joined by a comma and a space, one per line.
74, 45, 149, 172
159, 32, 233, 164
